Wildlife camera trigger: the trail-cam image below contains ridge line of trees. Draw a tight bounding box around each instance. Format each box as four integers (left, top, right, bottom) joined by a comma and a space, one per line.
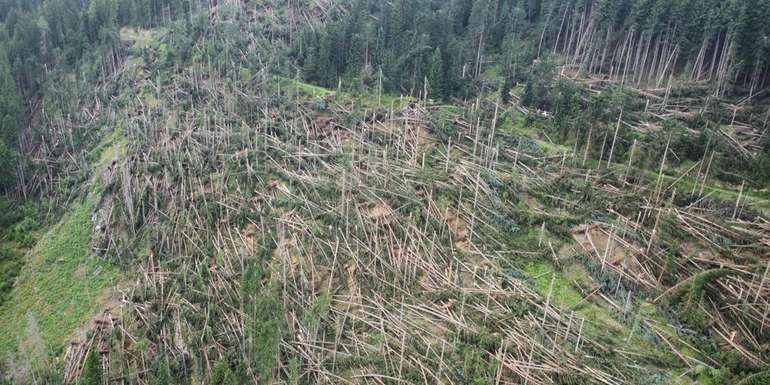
296, 0, 770, 100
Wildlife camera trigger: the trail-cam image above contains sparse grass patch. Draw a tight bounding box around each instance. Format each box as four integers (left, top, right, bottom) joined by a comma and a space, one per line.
276, 76, 334, 98
377, 93, 414, 110
275, 76, 415, 110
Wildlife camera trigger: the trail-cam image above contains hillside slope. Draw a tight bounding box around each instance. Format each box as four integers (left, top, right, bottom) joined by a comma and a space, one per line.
0, 2, 769, 385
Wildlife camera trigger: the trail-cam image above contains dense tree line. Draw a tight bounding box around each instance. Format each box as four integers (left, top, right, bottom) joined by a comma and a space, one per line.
297, 0, 770, 100
297, 0, 541, 100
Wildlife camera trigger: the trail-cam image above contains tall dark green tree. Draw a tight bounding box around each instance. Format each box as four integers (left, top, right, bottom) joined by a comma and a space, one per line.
754, 135, 770, 184
0, 44, 20, 145
0, 44, 20, 191
736, 0, 770, 83
428, 48, 446, 99
0, 139, 16, 191
6, 11, 42, 95
522, 56, 556, 110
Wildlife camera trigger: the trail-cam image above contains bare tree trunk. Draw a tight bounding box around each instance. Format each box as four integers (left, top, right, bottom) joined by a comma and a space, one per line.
553, 4, 570, 54
606, 110, 623, 167
598, 27, 611, 76
638, 33, 652, 85
582, 125, 593, 167
537, 8, 553, 59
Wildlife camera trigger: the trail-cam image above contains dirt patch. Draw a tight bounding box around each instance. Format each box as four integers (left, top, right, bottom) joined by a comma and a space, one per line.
267, 180, 291, 195
681, 242, 735, 267
73, 264, 88, 280
343, 260, 360, 304
523, 194, 545, 211
407, 125, 431, 148
367, 202, 394, 222
443, 209, 497, 286
274, 233, 302, 272
240, 222, 259, 255
446, 212, 469, 243
313, 115, 352, 145
376, 120, 432, 150
315, 115, 334, 130
571, 224, 641, 274
558, 241, 580, 258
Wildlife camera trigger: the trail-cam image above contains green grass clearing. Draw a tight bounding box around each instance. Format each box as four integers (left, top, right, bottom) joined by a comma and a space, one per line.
275, 76, 415, 110
0, 202, 118, 359
0, 133, 125, 363
521, 259, 692, 383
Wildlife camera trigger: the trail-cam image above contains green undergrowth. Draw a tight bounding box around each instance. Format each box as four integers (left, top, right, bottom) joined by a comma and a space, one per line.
275, 76, 415, 110
658, 173, 770, 214
498, 104, 770, 215
0, 244, 22, 306
524, 260, 626, 334
506, 210, 736, 383
0, 201, 118, 358
597, 155, 770, 215
522, 258, 719, 384
498, 113, 572, 156
0, 202, 42, 310
0, 133, 125, 363
535, 139, 572, 155
277, 76, 334, 98
499, 196, 739, 385
119, 27, 166, 51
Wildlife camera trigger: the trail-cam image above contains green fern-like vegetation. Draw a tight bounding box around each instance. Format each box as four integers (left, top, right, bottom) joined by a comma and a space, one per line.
79, 350, 102, 385
736, 370, 770, 385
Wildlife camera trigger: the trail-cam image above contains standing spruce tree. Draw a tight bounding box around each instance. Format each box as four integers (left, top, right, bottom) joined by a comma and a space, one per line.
736, 0, 770, 86
467, 0, 493, 78
0, 138, 16, 192
6, 11, 42, 96
754, 135, 770, 184
0, 44, 21, 190
428, 48, 446, 100
0, 44, 20, 144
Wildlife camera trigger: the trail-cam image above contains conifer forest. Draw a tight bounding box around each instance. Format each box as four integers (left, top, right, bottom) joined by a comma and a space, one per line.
1, 1, 770, 384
